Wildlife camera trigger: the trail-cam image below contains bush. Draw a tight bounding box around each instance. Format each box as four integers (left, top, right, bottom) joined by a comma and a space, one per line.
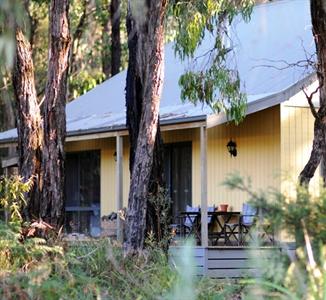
0, 234, 243, 300
224, 173, 326, 300
0, 175, 32, 223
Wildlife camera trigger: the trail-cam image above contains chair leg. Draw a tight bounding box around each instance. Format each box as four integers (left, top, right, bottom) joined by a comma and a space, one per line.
224, 225, 239, 245
239, 225, 243, 246
241, 225, 252, 245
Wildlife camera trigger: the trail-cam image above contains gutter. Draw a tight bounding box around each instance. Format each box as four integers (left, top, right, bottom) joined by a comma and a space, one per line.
67, 115, 207, 137
0, 72, 317, 146
0, 115, 207, 147
207, 72, 317, 128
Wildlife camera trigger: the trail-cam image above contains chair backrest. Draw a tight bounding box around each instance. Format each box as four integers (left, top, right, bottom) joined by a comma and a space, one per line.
207, 206, 215, 223
242, 203, 257, 226
184, 205, 200, 227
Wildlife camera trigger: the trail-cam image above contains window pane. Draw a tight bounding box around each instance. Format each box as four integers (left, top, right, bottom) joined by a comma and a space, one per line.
79, 212, 91, 234
65, 211, 92, 234
65, 150, 101, 235
65, 154, 80, 206
65, 211, 79, 233
79, 151, 100, 207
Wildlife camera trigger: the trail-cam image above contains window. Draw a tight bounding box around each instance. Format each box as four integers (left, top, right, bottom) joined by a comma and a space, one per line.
163, 142, 192, 222
65, 150, 101, 236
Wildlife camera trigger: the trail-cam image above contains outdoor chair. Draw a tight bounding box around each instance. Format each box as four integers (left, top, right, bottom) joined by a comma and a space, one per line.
177, 205, 201, 242
224, 203, 257, 246
207, 205, 215, 224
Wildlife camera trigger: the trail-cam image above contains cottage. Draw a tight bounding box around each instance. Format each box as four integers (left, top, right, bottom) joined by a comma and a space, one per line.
0, 0, 318, 248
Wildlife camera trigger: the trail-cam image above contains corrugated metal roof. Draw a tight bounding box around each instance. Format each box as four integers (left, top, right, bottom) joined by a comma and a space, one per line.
0, 0, 315, 142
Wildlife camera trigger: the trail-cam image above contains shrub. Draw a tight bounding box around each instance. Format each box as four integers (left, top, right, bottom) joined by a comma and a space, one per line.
224, 173, 326, 299
0, 175, 32, 223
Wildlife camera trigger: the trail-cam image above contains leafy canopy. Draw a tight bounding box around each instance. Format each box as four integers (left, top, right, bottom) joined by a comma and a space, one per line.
172, 0, 254, 124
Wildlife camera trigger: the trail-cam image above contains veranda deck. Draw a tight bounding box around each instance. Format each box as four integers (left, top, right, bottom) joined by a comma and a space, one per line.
169, 245, 295, 278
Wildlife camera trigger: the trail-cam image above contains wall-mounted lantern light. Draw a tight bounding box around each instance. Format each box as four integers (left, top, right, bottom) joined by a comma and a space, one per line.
113, 151, 117, 162
227, 140, 237, 157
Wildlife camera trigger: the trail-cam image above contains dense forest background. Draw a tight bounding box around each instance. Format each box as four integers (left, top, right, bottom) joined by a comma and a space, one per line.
0, 0, 178, 134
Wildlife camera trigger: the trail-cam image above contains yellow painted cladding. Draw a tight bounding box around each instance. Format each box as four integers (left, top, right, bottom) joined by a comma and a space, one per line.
206, 105, 280, 211
65, 103, 317, 214
280, 103, 320, 197
65, 138, 130, 216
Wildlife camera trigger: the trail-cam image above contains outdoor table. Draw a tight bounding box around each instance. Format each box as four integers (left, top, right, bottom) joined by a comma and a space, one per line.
178, 211, 240, 245
209, 211, 240, 245
178, 211, 201, 243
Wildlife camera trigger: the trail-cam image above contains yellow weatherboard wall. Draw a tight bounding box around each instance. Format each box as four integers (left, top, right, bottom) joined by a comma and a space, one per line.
65, 102, 318, 215
66, 104, 319, 215
65, 105, 282, 215
65, 138, 127, 216
207, 105, 281, 211
163, 106, 281, 211
280, 102, 320, 197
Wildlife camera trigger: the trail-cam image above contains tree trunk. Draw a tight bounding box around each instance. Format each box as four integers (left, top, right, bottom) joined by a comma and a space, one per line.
299, 0, 326, 185
102, 5, 111, 79
12, 28, 42, 219
125, 0, 167, 253
110, 0, 121, 76
299, 117, 326, 185
69, 0, 87, 76
146, 129, 166, 243
40, 0, 71, 227
23, 0, 38, 50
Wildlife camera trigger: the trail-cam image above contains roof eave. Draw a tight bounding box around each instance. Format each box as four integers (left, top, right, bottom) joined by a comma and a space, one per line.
207, 72, 317, 128
0, 115, 208, 146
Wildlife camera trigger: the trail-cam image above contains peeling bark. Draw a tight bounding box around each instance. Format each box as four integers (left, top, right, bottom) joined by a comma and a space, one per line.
40, 0, 71, 227
299, 116, 326, 185
12, 28, 42, 219
125, 0, 167, 253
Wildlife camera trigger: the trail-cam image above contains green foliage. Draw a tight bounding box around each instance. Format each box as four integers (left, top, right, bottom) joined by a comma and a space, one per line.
0, 234, 243, 299
0, 0, 25, 68
224, 173, 326, 248
224, 173, 326, 299
146, 186, 172, 250
0, 175, 32, 223
240, 245, 326, 300
69, 70, 105, 100
172, 0, 254, 124
0, 222, 63, 273
0, 176, 62, 274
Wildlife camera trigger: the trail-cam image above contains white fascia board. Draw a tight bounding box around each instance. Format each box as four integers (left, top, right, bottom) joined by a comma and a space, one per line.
207, 73, 317, 128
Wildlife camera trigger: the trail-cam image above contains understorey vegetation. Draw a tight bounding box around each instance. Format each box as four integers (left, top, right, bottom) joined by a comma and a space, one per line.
0, 175, 236, 299
224, 174, 326, 300
0, 224, 240, 299
0, 175, 324, 299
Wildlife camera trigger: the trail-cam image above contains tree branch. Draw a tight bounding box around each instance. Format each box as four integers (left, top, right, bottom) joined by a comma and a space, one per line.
302, 84, 320, 119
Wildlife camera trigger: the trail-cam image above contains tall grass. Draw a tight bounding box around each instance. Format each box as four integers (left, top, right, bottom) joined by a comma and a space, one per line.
0, 236, 240, 299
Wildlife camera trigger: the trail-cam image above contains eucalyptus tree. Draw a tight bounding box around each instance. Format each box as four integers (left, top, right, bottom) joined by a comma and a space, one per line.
99, 0, 122, 79
174, 0, 253, 123
40, 0, 71, 226
125, 0, 168, 253
13, 29, 42, 217
111, 0, 121, 75
299, 0, 326, 186
124, 0, 254, 253
13, 0, 71, 226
